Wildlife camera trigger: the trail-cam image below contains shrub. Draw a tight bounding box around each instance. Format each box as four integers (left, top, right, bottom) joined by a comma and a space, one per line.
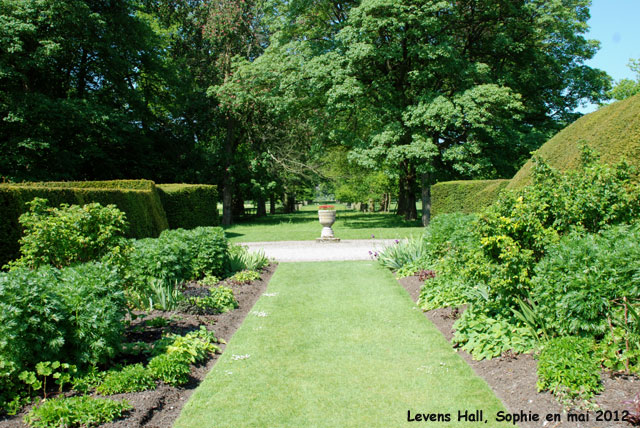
148, 353, 192, 386
0, 263, 127, 411
24, 395, 131, 428
96, 364, 156, 395
0, 263, 126, 367
532, 224, 640, 338
7, 198, 129, 269
537, 337, 602, 401
169, 227, 229, 278
157, 184, 219, 229
0, 180, 168, 267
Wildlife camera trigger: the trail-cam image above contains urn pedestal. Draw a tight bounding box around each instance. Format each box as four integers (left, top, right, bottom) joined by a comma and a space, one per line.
316, 209, 340, 242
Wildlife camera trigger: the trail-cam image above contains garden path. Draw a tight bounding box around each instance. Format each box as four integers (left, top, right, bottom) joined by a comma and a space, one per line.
239, 239, 397, 262
174, 261, 511, 428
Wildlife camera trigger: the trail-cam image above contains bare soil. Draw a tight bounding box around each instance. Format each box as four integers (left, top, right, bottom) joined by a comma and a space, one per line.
398, 275, 640, 428
0, 264, 277, 428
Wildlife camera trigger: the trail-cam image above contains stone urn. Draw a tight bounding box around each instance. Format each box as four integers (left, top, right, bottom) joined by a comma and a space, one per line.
317, 205, 340, 241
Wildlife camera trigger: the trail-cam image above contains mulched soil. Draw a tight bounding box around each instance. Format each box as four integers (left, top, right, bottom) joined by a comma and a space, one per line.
398, 275, 640, 428
0, 263, 277, 428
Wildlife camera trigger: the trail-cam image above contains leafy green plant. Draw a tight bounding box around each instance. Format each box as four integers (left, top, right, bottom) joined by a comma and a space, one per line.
537, 337, 602, 402
227, 245, 269, 272
532, 224, 640, 338
147, 279, 184, 311
152, 327, 220, 364
0, 262, 127, 411
148, 352, 192, 386
377, 237, 426, 272
7, 198, 129, 269
146, 317, 169, 328
229, 269, 260, 285
71, 367, 107, 394
201, 274, 220, 286
452, 307, 536, 360
96, 364, 156, 395
181, 286, 238, 315
19, 362, 78, 399
24, 395, 131, 428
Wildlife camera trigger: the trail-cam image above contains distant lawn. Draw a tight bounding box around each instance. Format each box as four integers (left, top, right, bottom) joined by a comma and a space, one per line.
224, 204, 425, 242
174, 261, 511, 428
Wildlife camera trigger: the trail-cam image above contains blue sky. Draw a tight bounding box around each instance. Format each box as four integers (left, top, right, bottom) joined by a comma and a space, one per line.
579, 0, 640, 112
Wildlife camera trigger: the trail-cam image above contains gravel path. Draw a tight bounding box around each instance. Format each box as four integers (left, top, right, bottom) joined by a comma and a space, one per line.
239, 239, 399, 262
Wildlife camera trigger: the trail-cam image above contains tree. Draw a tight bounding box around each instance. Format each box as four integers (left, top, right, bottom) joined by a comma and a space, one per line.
322, 0, 611, 224
0, 0, 176, 181
608, 59, 640, 101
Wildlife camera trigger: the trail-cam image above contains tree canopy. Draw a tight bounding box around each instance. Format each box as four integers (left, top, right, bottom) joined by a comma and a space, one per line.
0, 0, 613, 224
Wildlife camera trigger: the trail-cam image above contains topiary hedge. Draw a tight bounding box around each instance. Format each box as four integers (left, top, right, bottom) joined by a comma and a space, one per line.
431, 179, 510, 216
157, 184, 219, 229
0, 180, 169, 267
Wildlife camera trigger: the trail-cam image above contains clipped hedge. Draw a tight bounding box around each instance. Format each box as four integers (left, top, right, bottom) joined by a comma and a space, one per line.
431, 179, 510, 216
157, 184, 219, 229
509, 93, 640, 189
0, 180, 168, 267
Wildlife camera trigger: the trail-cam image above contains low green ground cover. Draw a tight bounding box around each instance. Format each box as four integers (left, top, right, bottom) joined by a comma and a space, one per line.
175, 261, 511, 428
224, 204, 424, 242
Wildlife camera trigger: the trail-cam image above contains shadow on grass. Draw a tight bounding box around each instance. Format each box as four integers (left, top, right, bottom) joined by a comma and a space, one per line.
228, 210, 422, 229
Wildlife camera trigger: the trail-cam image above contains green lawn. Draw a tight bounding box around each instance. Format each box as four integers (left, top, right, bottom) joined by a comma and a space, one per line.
174, 262, 511, 428
224, 204, 425, 242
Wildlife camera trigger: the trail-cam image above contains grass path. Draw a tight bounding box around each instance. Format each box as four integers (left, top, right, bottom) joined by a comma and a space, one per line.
224, 205, 425, 243
174, 262, 512, 428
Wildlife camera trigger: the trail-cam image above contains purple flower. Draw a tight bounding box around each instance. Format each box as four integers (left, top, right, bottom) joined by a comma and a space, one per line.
394, 239, 399, 244
371, 234, 375, 239
368, 250, 372, 255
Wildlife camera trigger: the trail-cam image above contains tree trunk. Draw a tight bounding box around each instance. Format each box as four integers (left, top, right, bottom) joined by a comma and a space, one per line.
269, 194, 276, 214
233, 196, 245, 216
396, 180, 407, 216
404, 164, 418, 221
283, 193, 296, 213
421, 172, 432, 227
221, 119, 235, 226
256, 196, 266, 217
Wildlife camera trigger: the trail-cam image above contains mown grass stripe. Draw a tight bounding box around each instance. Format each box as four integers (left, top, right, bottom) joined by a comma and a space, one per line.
174, 261, 512, 428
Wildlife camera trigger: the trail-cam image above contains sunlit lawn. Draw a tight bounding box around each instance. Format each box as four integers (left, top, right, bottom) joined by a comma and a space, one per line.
222, 204, 426, 243
174, 262, 511, 428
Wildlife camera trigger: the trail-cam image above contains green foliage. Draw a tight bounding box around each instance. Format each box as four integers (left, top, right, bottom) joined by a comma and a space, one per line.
19, 361, 78, 399
148, 352, 192, 386
509, 93, 640, 190
452, 307, 536, 360
377, 238, 427, 272
157, 184, 219, 229
537, 337, 602, 401
71, 367, 107, 394
532, 224, 640, 338
0, 263, 126, 374
227, 245, 269, 272
24, 395, 131, 428
230, 269, 260, 285
431, 180, 510, 217
96, 364, 156, 395
152, 327, 220, 365
201, 274, 220, 286
8, 198, 128, 269
607, 59, 640, 102
126, 227, 229, 307
0, 180, 169, 267
182, 286, 238, 315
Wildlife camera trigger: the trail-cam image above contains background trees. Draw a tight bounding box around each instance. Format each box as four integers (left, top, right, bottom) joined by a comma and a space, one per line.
0, 0, 614, 225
